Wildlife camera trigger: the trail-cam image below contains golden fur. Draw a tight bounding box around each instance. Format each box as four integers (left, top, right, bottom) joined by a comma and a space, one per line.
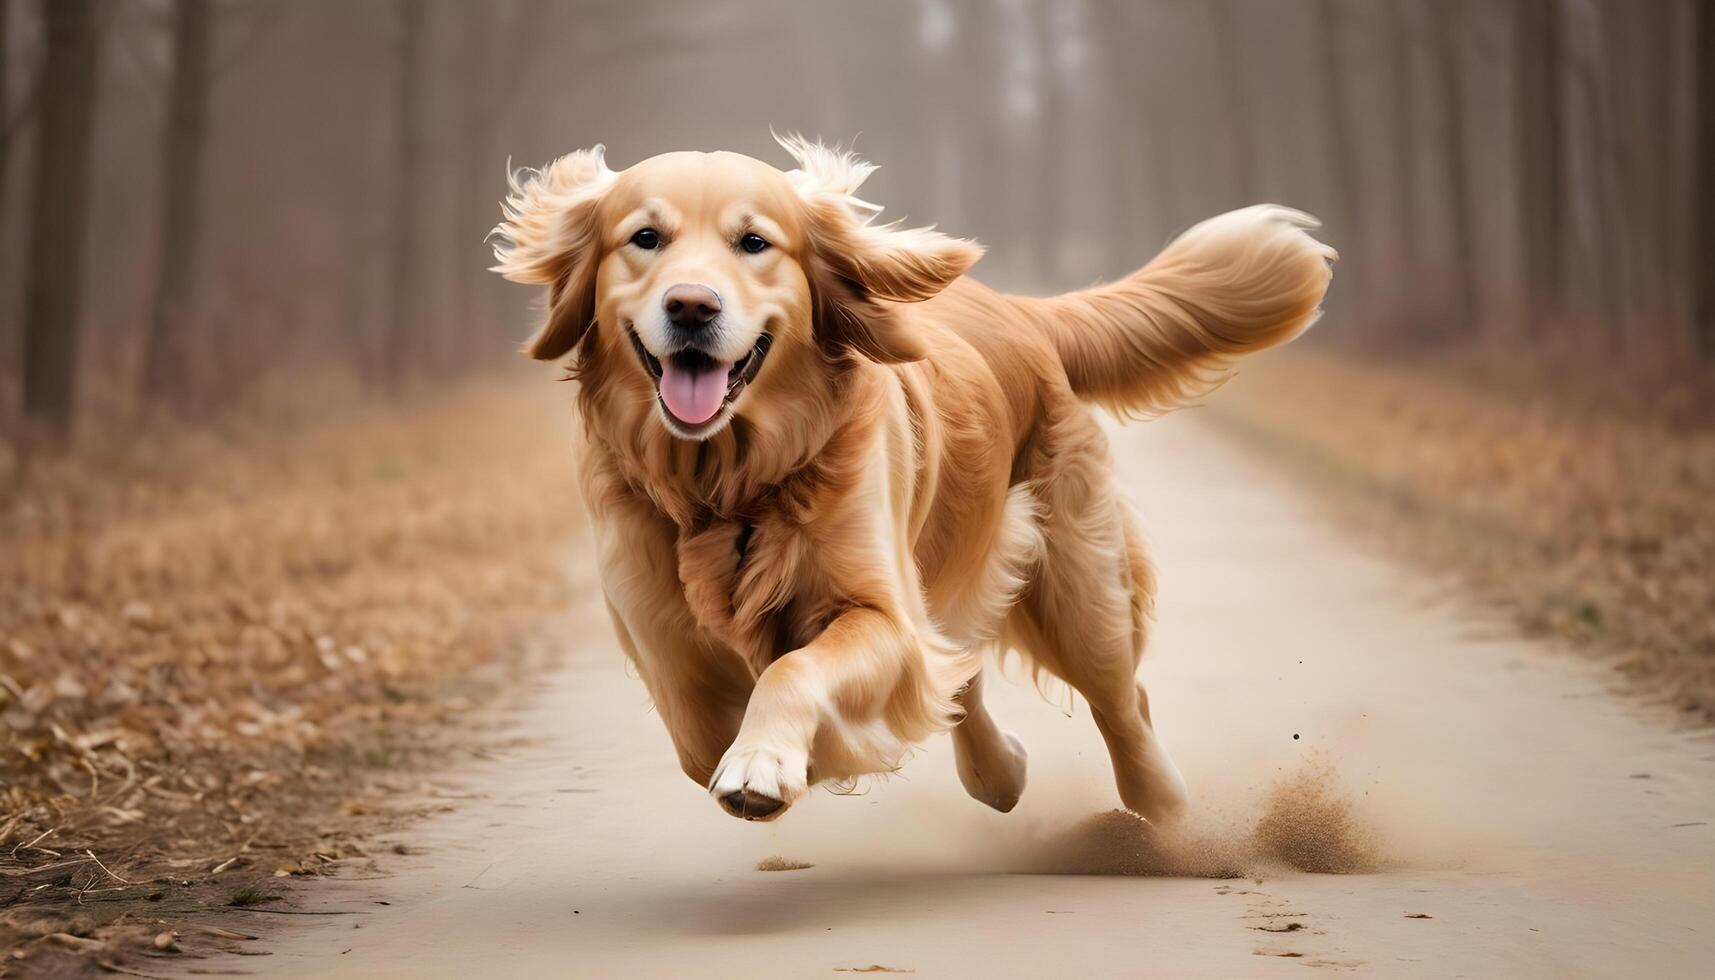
492, 136, 1334, 822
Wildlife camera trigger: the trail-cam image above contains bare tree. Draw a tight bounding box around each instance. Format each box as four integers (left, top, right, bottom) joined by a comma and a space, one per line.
916, 0, 965, 239
1091, 1, 1150, 262
1030, 0, 1069, 285
1212, 0, 1258, 202
1698, 0, 1715, 358
992, 0, 1041, 285
447, 3, 499, 372
1387, 0, 1422, 287
2, 0, 1708, 431
1315, 0, 1365, 319
949, 0, 1005, 254
1430, 0, 1479, 332
384, 0, 424, 396
21, 0, 102, 443
1566, 3, 1627, 345
441, 1, 545, 374
143, 0, 213, 410
1513, 0, 1565, 335
0, 0, 10, 243
1638, 2, 1676, 340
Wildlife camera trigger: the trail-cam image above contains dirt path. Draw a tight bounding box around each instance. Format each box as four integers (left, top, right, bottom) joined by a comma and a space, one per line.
254, 412, 1715, 978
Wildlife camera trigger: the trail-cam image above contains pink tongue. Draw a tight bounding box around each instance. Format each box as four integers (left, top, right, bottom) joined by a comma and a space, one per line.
658, 358, 730, 425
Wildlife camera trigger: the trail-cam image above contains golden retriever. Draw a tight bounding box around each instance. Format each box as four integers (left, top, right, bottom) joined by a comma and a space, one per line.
492, 136, 1333, 823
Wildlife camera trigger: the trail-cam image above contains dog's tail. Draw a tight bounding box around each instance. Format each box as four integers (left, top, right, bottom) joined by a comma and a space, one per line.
1037, 205, 1335, 417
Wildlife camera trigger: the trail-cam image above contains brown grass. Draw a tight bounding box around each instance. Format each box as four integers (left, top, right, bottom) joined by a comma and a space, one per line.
0, 374, 581, 971
1207, 347, 1715, 720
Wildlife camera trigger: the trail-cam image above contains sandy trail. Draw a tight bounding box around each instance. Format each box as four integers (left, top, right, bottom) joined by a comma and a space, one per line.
257, 413, 1715, 978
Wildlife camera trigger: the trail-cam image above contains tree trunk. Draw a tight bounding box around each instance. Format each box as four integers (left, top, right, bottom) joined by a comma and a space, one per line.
1513, 0, 1564, 335
1695, 0, 1715, 357
449, 4, 495, 375
1567, 15, 1626, 347
1641, 2, 1675, 340
144, 0, 214, 410
384, 0, 424, 396
1315, 0, 1364, 321
1031, 0, 1068, 286
1093, 2, 1146, 264
1212, 0, 1258, 202
1388, 0, 1422, 280
21, 0, 102, 443
1430, 1, 1480, 333
951, 0, 1002, 252
917, 0, 964, 241
0, 0, 11, 247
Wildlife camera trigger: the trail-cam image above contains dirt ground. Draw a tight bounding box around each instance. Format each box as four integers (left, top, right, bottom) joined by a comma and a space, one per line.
5, 353, 1712, 977
244, 409, 1715, 978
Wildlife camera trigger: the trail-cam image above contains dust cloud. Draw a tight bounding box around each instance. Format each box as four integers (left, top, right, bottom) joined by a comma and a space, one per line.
1022, 760, 1384, 878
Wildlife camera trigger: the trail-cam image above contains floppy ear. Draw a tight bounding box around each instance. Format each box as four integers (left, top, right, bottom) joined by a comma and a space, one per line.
780, 135, 983, 364
490, 146, 617, 360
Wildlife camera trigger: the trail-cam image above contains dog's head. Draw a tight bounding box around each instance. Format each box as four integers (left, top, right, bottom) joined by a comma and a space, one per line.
492, 137, 982, 441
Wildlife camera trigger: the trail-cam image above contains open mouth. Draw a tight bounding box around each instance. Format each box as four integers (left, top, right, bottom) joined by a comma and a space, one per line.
628, 330, 772, 434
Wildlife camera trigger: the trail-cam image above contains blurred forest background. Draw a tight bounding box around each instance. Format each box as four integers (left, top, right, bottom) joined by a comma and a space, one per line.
1, 4, 1713, 964
0, 0, 1712, 443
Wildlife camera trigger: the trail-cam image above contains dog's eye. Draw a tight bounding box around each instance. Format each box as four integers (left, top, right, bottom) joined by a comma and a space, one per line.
630, 228, 661, 250
739, 233, 770, 254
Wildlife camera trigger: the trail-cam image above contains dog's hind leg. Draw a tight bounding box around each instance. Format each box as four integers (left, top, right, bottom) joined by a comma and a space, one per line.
952, 670, 1028, 812
1012, 539, 1188, 824
1011, 411, 1188, 825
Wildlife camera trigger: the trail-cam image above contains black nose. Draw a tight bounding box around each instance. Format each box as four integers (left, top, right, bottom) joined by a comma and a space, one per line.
663, 283, 722, 331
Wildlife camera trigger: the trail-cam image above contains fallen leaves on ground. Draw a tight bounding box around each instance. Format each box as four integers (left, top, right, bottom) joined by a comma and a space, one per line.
0, 374, 581, 973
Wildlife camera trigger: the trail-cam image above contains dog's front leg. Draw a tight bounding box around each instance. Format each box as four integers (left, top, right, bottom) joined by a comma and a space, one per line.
710, 606, 928, 821
581, 454, 755, 789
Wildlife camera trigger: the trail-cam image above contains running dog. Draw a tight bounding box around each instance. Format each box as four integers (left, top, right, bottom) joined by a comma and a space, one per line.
492, 136, 1333, 822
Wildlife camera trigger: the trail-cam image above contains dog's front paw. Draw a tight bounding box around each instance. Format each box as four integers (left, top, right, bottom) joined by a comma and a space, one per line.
709, 743, 807, 822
